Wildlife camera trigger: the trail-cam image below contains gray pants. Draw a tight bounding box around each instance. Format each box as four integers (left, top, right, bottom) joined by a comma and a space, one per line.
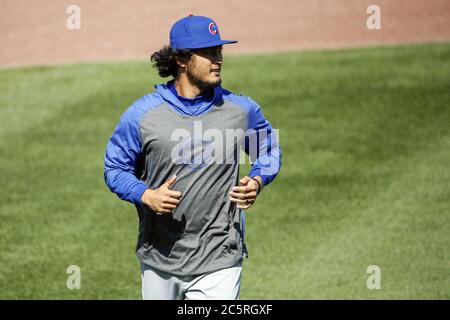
141, 263, 242, 300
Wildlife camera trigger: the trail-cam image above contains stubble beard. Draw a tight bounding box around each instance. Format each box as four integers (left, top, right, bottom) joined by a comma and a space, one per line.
186, 68, 222, 93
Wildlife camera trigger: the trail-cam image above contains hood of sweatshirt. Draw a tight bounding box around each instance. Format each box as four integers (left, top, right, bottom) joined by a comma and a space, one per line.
154, 80, 223, 117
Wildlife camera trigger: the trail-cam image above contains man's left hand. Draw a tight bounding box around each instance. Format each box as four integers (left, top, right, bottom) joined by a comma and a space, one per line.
229, 176, 263, 209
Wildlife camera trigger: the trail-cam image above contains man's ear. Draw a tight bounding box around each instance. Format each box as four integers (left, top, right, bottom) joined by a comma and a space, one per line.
175, 58, 187, 68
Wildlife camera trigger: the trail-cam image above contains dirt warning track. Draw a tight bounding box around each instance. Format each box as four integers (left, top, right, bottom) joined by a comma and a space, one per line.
1, 0, 449, 67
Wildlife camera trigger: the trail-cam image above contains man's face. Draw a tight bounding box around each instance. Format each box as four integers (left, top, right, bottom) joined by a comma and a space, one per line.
186, 45, 223, 89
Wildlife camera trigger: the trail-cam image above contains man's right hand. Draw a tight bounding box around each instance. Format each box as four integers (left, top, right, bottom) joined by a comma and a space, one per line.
141, 175, 182, 214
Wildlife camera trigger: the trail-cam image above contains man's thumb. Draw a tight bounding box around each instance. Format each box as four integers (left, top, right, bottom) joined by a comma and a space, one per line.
240, 176, 251, 185
165, 175, 177, 188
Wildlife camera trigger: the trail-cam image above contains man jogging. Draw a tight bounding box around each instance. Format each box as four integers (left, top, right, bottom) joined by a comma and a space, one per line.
104, 15, 281, 300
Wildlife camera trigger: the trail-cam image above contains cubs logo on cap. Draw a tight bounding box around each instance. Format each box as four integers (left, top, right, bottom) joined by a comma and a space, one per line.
170, 15, 238, 50
208, 23, 218, 35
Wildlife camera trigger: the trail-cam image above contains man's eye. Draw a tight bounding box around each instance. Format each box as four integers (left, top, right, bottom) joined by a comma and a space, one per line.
196, 48, 221, 56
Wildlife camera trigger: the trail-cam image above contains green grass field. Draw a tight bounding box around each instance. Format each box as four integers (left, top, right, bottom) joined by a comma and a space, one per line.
0, 42, 449, 299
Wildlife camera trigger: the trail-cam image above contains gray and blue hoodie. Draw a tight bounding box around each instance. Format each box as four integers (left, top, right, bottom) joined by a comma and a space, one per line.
104, 81, 282, 276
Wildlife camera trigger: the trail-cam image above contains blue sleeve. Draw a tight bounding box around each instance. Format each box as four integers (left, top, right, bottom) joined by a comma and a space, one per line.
104, 105, 149, 205
244, 97, 282, 186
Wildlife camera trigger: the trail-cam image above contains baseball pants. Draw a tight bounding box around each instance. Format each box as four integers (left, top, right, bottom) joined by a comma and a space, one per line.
140, 263, 242, 300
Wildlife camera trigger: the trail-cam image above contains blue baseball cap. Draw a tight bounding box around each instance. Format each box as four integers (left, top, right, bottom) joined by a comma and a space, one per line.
170, 15, 238, 50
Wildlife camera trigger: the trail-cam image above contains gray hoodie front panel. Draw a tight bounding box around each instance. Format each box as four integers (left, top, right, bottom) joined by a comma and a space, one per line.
135, 100, 248, 276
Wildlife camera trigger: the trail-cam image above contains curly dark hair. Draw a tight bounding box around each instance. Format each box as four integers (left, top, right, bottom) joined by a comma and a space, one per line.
150, 45, 194, 78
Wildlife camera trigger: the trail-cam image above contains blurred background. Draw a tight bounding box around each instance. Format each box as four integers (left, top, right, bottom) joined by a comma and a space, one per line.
0, 0, 449, 299
2, 0, 450, 67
